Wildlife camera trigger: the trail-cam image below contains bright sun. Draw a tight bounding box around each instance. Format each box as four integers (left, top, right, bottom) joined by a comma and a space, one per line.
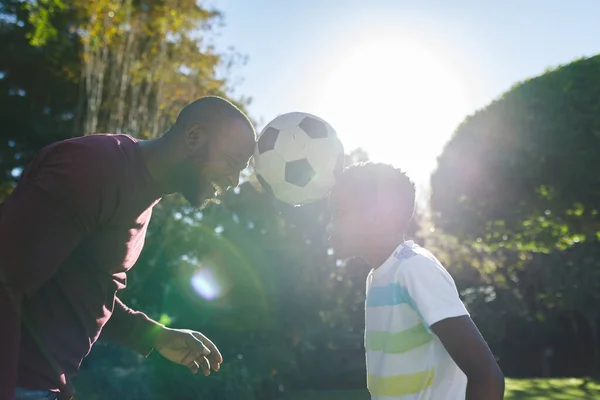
316, 38, 470, 195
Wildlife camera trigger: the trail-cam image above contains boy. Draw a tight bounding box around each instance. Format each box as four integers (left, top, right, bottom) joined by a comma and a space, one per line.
327, 162, 504, 399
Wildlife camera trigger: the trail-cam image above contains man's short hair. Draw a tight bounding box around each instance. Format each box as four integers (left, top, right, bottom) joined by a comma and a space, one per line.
171, 96, 255, 137
336, 162, 416, 227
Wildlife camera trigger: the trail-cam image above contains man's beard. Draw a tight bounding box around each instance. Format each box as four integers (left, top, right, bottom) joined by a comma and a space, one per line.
174, 144, 214, 209
181, 174, 214, 210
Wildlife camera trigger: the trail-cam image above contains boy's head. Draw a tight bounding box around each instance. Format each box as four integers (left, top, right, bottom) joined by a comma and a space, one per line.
327, 162, 416, 260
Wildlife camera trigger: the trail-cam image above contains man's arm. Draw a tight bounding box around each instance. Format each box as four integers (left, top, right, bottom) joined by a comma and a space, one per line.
432, 316, 505, 400
0, 146, 97, 399
101, 299, 224, 376
100, 297, 165, 356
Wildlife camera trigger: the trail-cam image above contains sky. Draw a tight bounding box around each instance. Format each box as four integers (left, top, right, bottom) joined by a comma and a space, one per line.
207, 0, 600, 202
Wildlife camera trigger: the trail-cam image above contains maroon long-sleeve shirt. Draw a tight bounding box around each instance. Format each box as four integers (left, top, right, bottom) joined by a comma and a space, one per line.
0, 134, 163, 400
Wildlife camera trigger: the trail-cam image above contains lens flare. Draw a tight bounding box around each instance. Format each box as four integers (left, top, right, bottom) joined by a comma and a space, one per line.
191, 268, 223, 300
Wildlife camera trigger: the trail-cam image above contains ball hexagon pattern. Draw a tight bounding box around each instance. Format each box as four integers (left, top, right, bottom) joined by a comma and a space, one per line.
254, 112, 344, 206
256, 127, 279, 154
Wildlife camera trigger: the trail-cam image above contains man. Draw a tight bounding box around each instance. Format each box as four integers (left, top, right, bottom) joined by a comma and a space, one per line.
0, 96, 256, 400
327, 162, 505, 400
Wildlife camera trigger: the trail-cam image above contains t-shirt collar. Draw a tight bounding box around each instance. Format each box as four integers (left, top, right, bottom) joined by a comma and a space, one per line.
373, 240, 416, 276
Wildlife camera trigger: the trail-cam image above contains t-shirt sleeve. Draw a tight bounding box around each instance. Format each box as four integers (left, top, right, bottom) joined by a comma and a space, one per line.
398, 256, 469, 328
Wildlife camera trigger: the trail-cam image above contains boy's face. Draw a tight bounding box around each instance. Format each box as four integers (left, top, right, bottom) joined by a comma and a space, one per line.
327, 185, 378, 259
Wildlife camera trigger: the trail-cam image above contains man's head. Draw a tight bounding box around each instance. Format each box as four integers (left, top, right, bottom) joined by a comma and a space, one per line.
327, 162, 416, 260
162, 96, 256, 208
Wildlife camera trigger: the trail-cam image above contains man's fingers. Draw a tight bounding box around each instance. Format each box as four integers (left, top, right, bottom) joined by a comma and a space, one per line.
180, 348, 202, 366
192, 332, 223, 364
188, 361, 200, 374
188, 358, 211, 376
196, 356, 211, 376
185, 333, 211, 358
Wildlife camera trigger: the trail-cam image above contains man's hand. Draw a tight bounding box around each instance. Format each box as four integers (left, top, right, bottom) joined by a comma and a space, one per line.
153, 327, 223, 376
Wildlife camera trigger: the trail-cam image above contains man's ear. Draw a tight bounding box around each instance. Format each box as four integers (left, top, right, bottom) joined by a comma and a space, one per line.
184, 123, 207, 152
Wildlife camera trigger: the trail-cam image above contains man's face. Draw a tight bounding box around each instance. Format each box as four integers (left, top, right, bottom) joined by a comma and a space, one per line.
327, 185, 378, 260
177, 119, 255, 209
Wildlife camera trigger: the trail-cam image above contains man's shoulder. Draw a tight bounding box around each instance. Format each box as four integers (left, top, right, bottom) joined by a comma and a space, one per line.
43, 134, 138, 173
23, 134, 145, 201
48, 134, 136, 155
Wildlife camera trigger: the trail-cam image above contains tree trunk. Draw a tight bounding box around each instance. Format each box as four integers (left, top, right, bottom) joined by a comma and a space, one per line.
107, 0, 134, 134
571, 313, 586, 369
589, 314, 599, 378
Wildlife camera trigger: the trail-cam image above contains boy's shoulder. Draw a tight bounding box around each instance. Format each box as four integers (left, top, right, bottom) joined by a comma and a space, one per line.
391, 243, 452, 280
393, 244, 419, 261
373, 242, 433, 282
392, 242, 438, 266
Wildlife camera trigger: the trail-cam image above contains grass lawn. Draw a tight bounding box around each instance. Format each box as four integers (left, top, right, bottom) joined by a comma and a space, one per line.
283, 378, 600, 399
505, 378, 600, 399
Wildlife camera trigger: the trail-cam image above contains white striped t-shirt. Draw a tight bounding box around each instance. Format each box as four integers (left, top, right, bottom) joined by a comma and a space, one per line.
365, 241, 469, 400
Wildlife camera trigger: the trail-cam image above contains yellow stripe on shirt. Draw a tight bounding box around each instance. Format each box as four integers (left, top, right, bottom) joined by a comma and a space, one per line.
366, 323, 433, 354
368, 369, 435, 397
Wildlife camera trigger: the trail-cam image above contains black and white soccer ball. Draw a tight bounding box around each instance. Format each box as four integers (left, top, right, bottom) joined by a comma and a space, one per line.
253, 112, 345, 206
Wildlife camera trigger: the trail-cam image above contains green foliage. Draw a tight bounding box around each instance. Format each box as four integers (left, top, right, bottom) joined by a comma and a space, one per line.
24, 0, 66, 46
0, 0, 81, 201
505, 378, 600, 399
432, 55, 600, 253
431, 54, 600, 379
71, 0, 237, 137
5, 0, 600, 396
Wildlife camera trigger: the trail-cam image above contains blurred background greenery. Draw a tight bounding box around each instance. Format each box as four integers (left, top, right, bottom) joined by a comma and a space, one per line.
2, 1, 600, 399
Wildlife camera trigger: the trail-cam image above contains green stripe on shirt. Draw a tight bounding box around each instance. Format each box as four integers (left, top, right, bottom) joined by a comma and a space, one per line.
367, 323, 433, 354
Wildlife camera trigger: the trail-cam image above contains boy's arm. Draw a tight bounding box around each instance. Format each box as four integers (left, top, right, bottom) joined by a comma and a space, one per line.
400, 256, 505, 400
431, 316, 505, 400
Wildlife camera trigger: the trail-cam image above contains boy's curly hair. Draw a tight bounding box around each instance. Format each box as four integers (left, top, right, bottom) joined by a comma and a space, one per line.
336, 162, 416, 227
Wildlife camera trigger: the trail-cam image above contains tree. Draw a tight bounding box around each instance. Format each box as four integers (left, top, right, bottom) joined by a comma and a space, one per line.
430, 54, 600, 379
72, 0, 249, 138
12, 0, 250, 139
0, 0, 80, 200
431, 55, 600, 253
535, 242, 600, 377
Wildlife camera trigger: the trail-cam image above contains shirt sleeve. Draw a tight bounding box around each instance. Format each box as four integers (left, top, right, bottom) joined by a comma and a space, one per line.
100, 297, 164, 357
399, 256, 469, 329
0, 144, 98, 399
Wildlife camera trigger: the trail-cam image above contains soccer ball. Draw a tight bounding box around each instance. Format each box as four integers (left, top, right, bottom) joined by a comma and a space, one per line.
253, 112, 345, 206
